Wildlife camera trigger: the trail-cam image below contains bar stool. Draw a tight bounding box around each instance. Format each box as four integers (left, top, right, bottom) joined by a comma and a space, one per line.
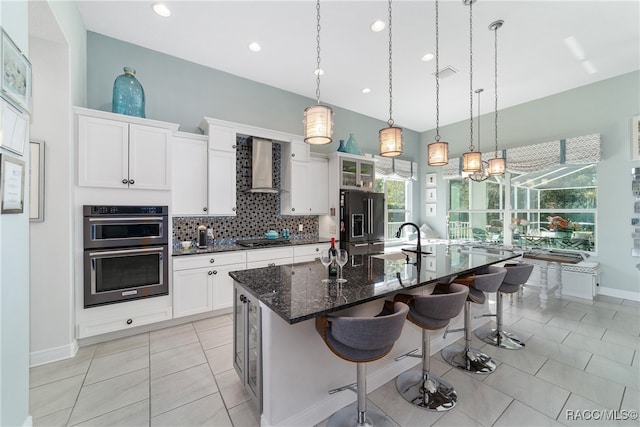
475, 263, 534, 350
316, 300, 409, 427
441, 266, 507, 374
393, 283, 469, 411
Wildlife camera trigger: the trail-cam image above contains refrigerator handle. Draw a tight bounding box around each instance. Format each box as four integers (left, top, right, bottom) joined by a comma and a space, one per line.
368, 198, 374, 234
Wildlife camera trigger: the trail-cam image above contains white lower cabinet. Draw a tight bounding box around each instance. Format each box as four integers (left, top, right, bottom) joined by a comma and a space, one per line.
293, 243, 326, 263
173, 252, 246, 318
245, 247, 294, 269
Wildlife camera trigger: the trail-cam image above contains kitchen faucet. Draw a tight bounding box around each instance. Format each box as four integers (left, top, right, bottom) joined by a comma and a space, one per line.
396, 222, 422, 265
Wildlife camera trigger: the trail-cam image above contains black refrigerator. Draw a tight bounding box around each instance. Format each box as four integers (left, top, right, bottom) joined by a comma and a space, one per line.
339, 190, 385, 255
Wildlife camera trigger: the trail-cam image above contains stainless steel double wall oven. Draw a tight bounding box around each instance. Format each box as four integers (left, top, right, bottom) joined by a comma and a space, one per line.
83, 205, 169, 308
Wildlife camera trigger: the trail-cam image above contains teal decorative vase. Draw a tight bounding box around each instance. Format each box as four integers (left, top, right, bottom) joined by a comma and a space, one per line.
345, 133, 360, 155
337, 139, 346, 152
112, 67, 145, 118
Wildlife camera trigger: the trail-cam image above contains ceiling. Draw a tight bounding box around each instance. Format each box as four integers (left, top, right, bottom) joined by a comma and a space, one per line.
75, 0, 639, 133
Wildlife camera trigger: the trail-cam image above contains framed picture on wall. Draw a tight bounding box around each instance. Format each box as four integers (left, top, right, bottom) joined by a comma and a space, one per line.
29, 140, 45, 222
0, 96, 28, 155
1, 28, 31, 114
0, 153, 25, 214
426, 188, 437, 203
426, 173, 436, 187
632, 115, 640, 161
426, 203, 436, 217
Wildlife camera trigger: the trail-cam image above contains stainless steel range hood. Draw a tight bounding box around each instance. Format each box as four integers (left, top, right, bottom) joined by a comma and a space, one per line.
249, 137, 279, 193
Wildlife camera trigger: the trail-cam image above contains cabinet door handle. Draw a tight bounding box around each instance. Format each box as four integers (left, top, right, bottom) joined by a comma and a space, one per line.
315, 248, 319, 252
232, 207, 236, 211
129, 179, 135, 185
292, 153, 295, 158
292, 208, 295, 212
212, 270, 217, 275
203, 207, 208, 212
268, 263, 276, 267
210, 258, 215, 263
232, 144, 237, 149
122, 179, 128, 184
126, 319, 133, 325
208, 271, 213, 275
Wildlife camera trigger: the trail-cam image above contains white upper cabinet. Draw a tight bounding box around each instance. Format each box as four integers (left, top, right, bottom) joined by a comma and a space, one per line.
206, 124, 237, 216
172, 132, 208, 215
308, 156, 329, 215
76, 108, 178, 190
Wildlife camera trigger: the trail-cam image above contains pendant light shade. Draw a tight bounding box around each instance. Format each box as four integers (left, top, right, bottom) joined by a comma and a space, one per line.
303, 0, 333, 145
379, 0, 403, 157
461, 0, 480, 174
488, 19, 506, 176
304, 104, 333, 145
428, 141, 448, 166
462, 151, 482, 173
428, 0, 449, 166
379, 126, 403, 157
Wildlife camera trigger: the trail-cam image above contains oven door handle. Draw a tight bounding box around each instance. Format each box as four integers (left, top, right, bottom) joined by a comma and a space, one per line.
89, 247, 165, 257
88, 217, 165, 223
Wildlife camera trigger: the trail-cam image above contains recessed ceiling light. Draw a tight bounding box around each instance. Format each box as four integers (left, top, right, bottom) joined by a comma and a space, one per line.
370, 20, 385, 32
152, 3, 171, 18
248, 42, 262, 52
314, 68, 325, 76
361, 88, 371, 94
422, 53, 435, 62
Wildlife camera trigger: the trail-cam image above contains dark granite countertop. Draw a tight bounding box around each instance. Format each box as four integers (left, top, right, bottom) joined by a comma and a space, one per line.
229, 244, 520, 324
172, 237, 332, 256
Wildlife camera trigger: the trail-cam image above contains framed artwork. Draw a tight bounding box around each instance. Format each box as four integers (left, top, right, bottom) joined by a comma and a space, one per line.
0, 153, 25, 214
426, 173, 436, 187
0, 96, 27, 155
426, 188, 437, 203
29, 140, 44, 222
426, 203, 436, 217
1, 28, 31, 113
632, 116, 640, 161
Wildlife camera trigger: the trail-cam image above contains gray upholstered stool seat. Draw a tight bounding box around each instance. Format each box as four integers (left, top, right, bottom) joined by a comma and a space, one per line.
393, 283, 469, 411
475, 263, 534, 349
441, 265, 507, 374
316, 300, 409, 427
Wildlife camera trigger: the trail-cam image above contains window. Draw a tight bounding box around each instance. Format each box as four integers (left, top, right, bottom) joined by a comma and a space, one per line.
448, 164, 597, 252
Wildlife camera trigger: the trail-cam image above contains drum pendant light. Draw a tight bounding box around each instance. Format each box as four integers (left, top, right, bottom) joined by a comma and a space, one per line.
488, 20, 506, 176
379, 0, 403, 157
461, 0, 482, 173
428, 0, 449, 166
304, 0, 333, 145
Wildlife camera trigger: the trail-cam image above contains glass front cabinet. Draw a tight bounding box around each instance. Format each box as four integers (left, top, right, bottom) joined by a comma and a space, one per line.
339, 156, 375, 190
233, 283, 262, 411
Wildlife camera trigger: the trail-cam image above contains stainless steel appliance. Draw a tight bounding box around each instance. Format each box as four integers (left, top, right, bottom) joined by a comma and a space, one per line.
237, 238, 291, 248
339, 190, 385, 254
83, 205, 169, 308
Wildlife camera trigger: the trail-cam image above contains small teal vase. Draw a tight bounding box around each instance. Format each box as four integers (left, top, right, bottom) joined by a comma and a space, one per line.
345, 133, 360, 155
112, 67, 145, 118
337, 139, 346, 152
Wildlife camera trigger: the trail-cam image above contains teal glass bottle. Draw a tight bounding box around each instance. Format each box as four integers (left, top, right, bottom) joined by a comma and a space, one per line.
345, 133, 360, 155
337, 139, 346, 152
112, 67, 145, 118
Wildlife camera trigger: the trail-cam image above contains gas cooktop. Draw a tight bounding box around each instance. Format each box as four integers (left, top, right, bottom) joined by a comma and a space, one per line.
236, 238, 292, 248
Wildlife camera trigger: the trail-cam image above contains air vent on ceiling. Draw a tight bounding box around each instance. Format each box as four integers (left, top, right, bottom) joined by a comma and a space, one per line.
432, 65, 458, 79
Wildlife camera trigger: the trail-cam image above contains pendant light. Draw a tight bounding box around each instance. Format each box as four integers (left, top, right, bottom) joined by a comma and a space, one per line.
428, 0, 449, 166
303, 0, 333, 145
468, 88, 490, 182
379, 0, 403, 157
488, 20, 506, 176
461, 0, 481, 173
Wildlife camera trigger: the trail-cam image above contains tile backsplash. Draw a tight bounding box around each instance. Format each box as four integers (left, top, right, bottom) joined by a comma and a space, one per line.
173, 135, 318, 242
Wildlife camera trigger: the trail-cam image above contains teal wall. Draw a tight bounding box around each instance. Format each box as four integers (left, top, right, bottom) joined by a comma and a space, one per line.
421, 71, 640, 295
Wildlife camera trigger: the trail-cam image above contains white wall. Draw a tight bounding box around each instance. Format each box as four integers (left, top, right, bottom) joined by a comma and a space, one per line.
27, 1, 86, 366
0, 2, 31, 426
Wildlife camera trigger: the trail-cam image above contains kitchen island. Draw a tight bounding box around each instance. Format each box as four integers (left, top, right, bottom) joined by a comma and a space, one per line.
230, 244, 519, 427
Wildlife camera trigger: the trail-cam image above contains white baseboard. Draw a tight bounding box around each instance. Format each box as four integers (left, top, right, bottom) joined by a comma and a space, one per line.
29, 340, 79, 367
597, 286, 640, 302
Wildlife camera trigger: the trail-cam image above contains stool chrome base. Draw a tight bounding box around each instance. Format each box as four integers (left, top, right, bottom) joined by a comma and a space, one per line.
475, 326, 525, 350
327, 403, 392, 427
396, 370, 457, 411
441, 344, 497, 374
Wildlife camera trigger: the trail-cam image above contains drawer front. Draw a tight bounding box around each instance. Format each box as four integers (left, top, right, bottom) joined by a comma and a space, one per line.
246, 247, 294, 263
173, 251, 247, 270
293, 244, 325, 258
78, 307, 173, 338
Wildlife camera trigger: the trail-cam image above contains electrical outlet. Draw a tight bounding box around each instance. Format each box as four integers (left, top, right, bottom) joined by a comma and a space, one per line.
298, 224, 304, 232
207, 228, 214, 238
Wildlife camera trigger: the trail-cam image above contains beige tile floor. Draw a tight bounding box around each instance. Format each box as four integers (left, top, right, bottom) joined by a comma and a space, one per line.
30, 287, 639, 426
